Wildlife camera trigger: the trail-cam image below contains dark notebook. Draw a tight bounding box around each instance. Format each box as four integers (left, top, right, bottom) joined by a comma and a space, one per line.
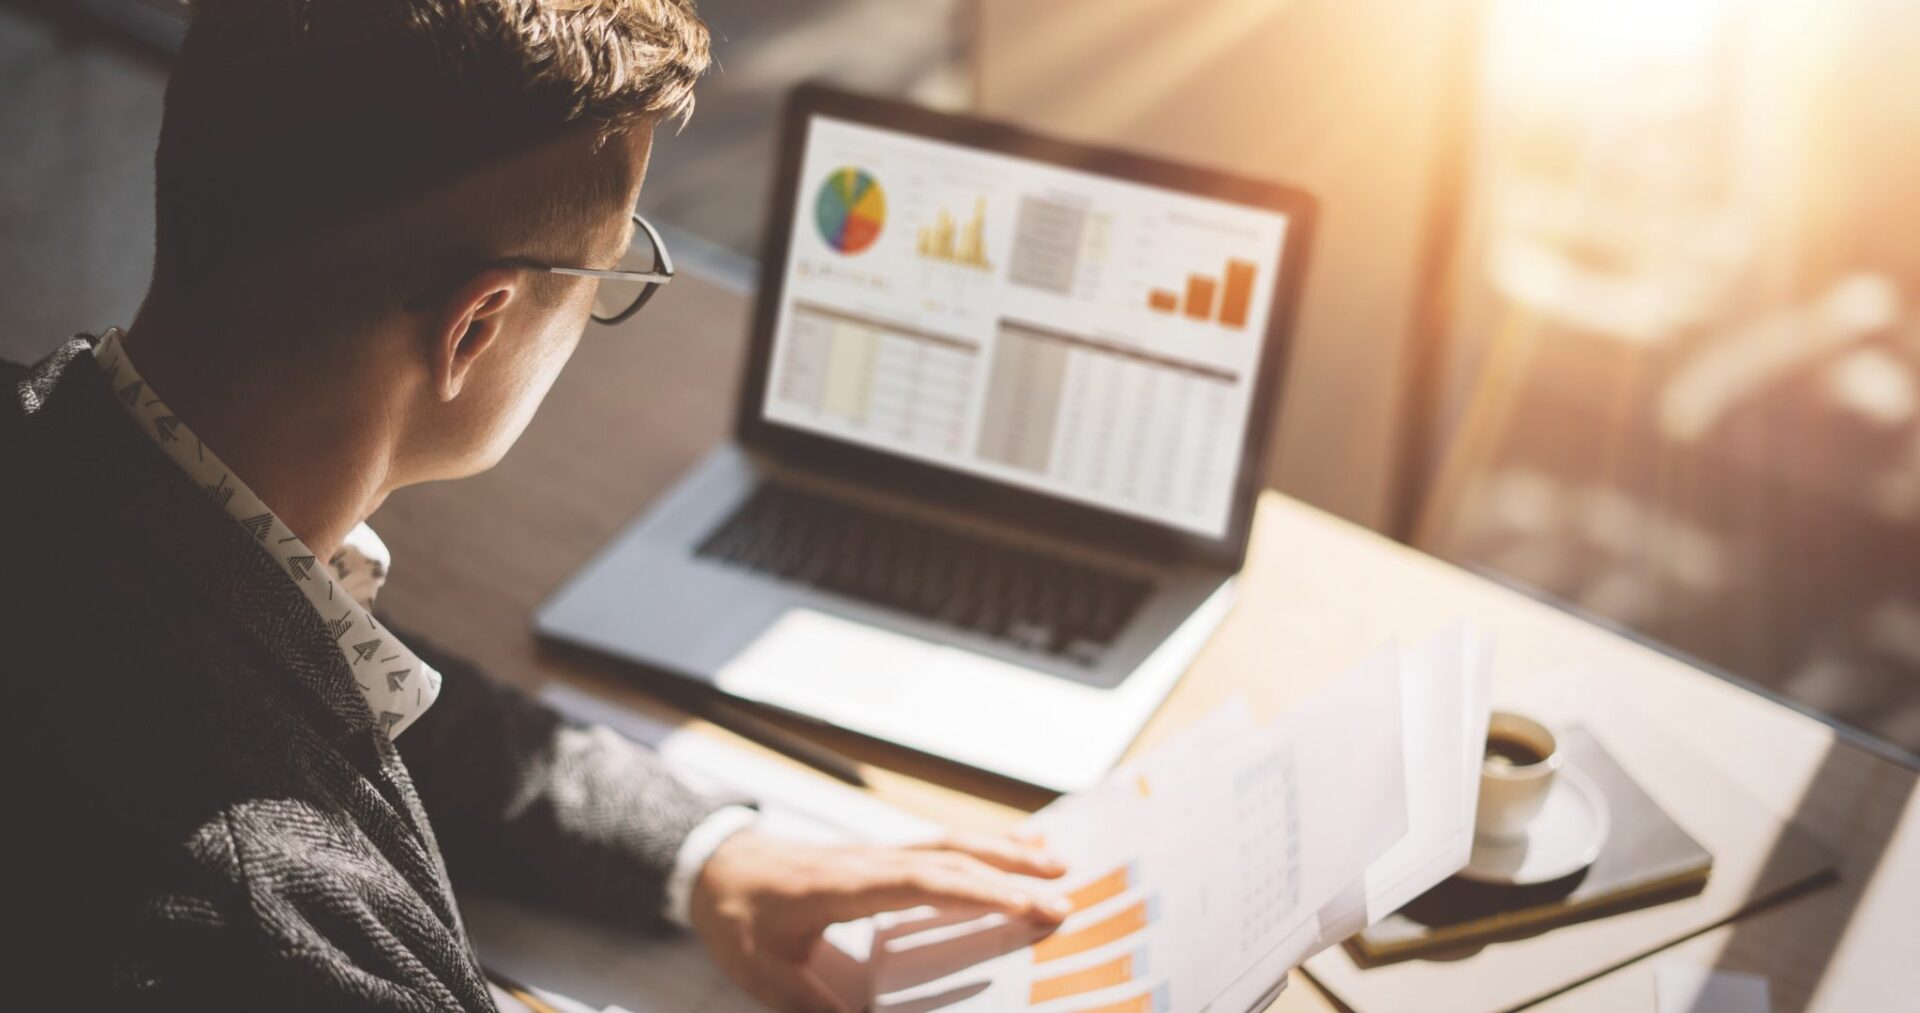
1349, 726, 1713, 964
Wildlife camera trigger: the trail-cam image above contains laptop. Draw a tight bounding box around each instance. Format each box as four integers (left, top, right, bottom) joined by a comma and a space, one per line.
537, 84, 1316, 792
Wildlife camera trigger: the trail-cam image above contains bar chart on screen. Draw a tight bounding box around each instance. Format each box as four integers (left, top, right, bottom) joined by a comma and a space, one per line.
1145, 258, 1258, 329
904, 181, 1003, 322
917, 196, 994, 271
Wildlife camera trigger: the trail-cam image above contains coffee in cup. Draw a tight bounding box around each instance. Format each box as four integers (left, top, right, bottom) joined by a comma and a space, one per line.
1474, 711, 1561, 840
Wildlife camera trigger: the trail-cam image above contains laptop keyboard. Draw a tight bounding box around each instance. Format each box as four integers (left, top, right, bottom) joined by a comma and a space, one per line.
694, 484, 1153, 662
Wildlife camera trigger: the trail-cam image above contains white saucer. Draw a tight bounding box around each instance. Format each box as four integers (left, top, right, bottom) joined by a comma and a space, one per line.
1460, 768, 1611, 885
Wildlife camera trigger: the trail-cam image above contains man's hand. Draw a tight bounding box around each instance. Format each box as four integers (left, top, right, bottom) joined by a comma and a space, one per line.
689, 830, 1070, 1013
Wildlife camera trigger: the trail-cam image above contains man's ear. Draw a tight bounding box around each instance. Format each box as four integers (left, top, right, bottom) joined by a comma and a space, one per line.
429, 267, 522, 401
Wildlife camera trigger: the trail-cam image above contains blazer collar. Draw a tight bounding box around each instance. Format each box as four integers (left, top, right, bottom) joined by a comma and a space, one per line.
21, 337, 387, 745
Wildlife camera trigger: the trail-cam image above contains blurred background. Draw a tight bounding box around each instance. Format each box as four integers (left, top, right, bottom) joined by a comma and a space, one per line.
5, 0, 1914, 763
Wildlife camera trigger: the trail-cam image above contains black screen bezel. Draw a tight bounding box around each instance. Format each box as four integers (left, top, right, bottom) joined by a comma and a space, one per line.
736, 83, 1318, 569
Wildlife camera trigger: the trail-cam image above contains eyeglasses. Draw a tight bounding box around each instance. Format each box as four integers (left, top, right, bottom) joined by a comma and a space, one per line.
542, 212, 675, 325
409, 212, 675, 326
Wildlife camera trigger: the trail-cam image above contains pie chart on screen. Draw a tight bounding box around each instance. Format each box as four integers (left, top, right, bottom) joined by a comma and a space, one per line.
815, 167, 886, 255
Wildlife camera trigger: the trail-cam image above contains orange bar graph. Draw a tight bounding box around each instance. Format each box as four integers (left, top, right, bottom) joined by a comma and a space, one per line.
1219, 259, 1255, 328
1029, 950, 1142, 1003
1183, 275, 1216, 320
1066, 864, 1135, 913
1031, 897, 1155, 963
1147, 258, 1257, 328
1073, 985, 1170, 1013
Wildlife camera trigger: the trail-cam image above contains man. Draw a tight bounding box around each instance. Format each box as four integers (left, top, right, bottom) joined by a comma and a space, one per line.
0, 1, 1068, 1009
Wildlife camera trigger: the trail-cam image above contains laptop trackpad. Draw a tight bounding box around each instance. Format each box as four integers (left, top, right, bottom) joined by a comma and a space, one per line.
712, 606, 1125, 786
717, 607, 926, 711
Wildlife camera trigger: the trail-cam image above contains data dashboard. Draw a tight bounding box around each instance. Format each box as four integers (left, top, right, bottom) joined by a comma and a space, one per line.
763, 115, 1294, 539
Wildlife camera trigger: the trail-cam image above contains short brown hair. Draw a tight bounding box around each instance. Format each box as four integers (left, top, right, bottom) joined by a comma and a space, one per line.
152, 0, 709, 311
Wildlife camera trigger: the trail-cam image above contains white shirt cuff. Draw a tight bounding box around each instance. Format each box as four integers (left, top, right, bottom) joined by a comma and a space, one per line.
663, 805, 759, 928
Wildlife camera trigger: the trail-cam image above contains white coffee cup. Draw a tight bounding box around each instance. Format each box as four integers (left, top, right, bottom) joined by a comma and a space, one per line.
1474, 711, 1562, 841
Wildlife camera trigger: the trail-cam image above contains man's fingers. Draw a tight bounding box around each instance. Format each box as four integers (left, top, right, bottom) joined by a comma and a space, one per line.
913, 833, 1067, 879
807, 862, 1072, 928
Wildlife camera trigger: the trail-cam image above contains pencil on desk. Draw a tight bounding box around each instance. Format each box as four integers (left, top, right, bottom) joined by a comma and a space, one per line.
694, 693, 870, 788
482, 965, 567, 1013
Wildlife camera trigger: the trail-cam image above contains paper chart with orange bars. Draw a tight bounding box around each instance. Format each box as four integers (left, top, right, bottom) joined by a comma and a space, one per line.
860, 633, 1486, 1013
864, 692, 1331, 1011
1024, 866, 1162, 1009
862, 703, 1247, 1012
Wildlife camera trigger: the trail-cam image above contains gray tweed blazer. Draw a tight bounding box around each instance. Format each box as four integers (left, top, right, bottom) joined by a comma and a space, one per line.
1, 338, 724, 1010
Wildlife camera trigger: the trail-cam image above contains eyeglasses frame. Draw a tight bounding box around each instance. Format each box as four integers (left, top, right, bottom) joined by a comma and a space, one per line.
403, 211, 675, 326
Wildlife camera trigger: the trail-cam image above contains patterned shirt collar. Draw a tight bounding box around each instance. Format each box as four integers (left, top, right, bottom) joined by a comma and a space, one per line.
91, 328, 442, 739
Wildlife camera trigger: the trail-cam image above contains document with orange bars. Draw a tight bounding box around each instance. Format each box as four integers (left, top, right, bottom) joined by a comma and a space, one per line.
856, 626, 1492, 1013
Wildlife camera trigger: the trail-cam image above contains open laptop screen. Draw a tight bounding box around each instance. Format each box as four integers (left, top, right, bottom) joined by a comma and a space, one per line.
759, 113, 1295, 540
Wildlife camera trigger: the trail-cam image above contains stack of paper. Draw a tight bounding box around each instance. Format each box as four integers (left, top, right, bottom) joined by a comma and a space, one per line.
857, 626, 1491, 1012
